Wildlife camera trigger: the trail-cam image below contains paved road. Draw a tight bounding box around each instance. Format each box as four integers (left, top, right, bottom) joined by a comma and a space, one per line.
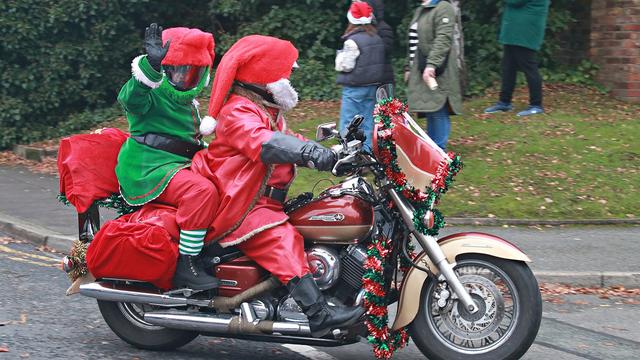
1, 236, 639, 360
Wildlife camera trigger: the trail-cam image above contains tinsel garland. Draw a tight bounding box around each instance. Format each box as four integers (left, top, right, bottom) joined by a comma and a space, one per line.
361, 98, 463, 359
363, 235, 413, 359
66, 239, 88, 281
57, 193, 137, 216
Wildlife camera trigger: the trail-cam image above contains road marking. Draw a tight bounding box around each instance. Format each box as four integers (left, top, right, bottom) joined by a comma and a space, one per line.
282, 344, 339, 360
0, 244, 59, 262
4, 255, 58, 268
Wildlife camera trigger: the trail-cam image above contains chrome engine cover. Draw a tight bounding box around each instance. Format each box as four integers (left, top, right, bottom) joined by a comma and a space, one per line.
306, 246, 341, 290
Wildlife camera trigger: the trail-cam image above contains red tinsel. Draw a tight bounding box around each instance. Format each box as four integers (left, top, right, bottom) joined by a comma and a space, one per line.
431, 159, 450, 191
364, 256, 383, 271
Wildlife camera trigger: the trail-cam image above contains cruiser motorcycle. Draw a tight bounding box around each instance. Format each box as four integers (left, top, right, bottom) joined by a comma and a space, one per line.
65, 93, 542, 360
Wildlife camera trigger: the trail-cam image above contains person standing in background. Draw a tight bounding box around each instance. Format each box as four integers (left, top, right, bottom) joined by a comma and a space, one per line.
484, 0, 550, 117
359, 0, 395, 89
406, 0, 463, 151
336, 2, 387, 152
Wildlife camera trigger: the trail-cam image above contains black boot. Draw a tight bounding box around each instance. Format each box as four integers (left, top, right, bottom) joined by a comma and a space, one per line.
173, 254, 220, 290
287, 274, 365, 338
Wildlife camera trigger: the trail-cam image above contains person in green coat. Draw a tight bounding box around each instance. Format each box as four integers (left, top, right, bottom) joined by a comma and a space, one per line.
484, 0, 550, 116
405, 0, 463, 151
115, 24, 220, 290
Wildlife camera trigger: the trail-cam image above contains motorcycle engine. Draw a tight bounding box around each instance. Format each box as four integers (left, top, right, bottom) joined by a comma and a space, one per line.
274, 244, 368, 322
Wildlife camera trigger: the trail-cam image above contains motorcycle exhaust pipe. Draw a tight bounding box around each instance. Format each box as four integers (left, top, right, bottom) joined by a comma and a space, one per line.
79, 282, 209, 307
143, 305, 311, 336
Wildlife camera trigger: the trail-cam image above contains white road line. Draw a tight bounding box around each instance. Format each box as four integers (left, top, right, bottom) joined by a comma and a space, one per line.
282, 344, 339, 360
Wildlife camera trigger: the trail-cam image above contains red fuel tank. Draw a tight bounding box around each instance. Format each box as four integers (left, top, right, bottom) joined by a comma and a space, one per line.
288, 194, 374, 244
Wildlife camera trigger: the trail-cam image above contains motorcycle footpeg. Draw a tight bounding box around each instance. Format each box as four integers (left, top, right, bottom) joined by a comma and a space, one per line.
164, 288, 206, 297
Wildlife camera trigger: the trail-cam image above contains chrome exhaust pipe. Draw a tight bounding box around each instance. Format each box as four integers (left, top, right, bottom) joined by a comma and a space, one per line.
144, 302, 311, 336
79, 282, 209, 307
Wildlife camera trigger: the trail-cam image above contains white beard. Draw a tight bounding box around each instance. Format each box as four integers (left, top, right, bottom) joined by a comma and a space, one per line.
266, 79, 299, 111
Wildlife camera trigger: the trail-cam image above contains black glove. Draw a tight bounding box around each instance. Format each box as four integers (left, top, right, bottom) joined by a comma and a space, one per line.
261, 132, 337, 172
144, 23, 170, 72
301, 142, 337, 172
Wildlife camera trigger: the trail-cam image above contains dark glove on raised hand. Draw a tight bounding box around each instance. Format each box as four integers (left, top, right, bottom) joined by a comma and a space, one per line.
144, 23, 170, 72
261, 132, 337, 172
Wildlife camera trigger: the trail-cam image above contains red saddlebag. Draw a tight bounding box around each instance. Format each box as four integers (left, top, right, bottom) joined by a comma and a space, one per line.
86, 214, 179, 290
57, 128, 128, 213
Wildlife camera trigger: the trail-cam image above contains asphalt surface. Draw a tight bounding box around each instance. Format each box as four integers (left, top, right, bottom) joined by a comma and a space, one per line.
1, 237, 639, 360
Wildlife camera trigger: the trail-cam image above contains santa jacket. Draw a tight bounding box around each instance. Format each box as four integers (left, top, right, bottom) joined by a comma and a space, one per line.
192, 92, 299, 247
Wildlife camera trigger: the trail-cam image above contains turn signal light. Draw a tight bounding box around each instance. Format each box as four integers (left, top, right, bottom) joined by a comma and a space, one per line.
422, 210, 435, 229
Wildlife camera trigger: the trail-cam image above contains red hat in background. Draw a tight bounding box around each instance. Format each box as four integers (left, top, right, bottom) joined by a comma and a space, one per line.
161, 27, 215, 67
347, 2, 374, 25
208, 35, 299, 118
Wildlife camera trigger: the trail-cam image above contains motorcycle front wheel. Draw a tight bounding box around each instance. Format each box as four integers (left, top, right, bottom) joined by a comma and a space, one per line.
409, 254, 542, 360
97, 300, 198, 350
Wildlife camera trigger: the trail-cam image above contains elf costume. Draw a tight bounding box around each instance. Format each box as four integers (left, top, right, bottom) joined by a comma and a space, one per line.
115, 24, 219, 290
189, 35, 365, 337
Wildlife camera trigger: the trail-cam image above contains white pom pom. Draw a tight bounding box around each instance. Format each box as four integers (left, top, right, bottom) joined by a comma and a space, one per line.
199, 116, 217, 136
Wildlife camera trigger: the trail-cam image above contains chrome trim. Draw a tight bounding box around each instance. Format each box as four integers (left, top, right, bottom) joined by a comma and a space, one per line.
307, 246, 341, 290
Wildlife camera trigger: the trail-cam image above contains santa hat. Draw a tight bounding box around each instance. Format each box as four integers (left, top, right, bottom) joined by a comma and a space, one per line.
161, 27, 215, 67
208, 35, 299, 118
347, 2, 374, 25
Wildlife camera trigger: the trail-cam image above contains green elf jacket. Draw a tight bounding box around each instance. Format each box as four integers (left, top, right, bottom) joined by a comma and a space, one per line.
115, 55, 205, 206
499, 0, 550, 51
407, 1, 463, 115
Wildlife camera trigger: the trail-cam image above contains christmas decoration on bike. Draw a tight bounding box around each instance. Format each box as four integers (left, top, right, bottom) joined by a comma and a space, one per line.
361, 97, 463, 359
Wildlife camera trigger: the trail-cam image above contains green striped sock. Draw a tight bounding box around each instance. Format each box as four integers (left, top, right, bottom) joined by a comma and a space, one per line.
179, 229, 206, 255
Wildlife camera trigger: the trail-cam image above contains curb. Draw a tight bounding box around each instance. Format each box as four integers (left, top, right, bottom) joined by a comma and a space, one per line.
1, 213, 638, 288
446, 217, 640, 226
0, 212, 74, 253
534, 271, 640, 289
13, 145, 58, 162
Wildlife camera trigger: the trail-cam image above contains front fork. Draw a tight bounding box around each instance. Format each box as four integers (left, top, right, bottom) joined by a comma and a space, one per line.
388, 189, 478, 314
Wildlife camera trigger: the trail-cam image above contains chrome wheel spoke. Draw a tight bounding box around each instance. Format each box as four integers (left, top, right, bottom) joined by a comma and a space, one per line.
425, 259, 519, 354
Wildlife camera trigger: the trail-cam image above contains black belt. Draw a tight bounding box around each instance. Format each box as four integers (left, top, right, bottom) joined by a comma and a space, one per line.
132, 133, 203, 159
264, 186, 287, 203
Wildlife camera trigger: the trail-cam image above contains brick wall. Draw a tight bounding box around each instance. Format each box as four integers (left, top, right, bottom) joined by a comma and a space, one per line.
590, 0, 640, 102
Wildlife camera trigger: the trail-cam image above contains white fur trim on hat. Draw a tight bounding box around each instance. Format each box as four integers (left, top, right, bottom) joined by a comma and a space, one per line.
266, 79, 299, 112
347, 11, 373, 25
199, 116, 217, 136
131, 55, 162, 89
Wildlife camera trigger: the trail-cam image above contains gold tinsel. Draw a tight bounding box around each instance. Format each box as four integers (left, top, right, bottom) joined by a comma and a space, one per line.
67, 240, 89, 282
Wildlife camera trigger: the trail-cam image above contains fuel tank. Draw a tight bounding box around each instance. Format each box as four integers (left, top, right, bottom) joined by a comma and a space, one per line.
288, 194, 374, 244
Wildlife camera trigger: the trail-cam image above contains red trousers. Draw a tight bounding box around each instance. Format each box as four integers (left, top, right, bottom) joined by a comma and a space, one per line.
156, 169, 219, 232
237, 222, 311, 283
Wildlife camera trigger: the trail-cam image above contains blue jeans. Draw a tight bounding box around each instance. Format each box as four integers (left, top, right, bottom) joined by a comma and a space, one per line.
423, 105, 451, 151
339, 85, 377, 152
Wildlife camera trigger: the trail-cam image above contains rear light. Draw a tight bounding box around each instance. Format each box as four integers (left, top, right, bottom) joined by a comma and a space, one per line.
61, 256, 75, 273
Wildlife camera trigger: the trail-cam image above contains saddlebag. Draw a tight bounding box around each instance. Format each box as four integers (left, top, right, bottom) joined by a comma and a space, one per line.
86, 214, 179, 290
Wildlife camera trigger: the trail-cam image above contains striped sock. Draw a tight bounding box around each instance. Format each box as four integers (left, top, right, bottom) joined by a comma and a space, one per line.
179, 229, 206, 255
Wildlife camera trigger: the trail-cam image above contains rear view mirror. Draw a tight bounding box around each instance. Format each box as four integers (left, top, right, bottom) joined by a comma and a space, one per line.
316, 123, 337, 142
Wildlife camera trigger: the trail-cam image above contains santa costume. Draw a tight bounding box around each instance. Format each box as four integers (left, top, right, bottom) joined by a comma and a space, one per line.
189, 35, 364, 337
115, 24, 219, 290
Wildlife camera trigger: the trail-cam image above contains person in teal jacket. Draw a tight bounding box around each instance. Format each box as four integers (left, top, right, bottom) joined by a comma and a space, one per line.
484, 0, 550, 117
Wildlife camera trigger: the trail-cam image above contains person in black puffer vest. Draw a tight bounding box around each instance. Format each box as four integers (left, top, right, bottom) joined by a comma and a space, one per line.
336, 2, 387, 151
358, 0, 395, 87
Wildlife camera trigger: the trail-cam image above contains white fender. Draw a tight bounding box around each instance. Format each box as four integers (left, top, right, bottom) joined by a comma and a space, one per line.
392, 232, 531, 331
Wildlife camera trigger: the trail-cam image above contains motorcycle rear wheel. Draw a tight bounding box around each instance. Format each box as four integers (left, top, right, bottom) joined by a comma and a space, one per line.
97, 300, 198, 350
409, 254, 542, 360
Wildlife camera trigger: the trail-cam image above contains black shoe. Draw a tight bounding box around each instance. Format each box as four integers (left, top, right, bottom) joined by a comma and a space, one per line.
173, 254, 220, 290
287, 274, 365, 338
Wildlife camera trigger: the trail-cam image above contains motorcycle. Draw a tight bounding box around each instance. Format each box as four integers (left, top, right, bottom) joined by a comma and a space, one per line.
63, 91, 542, 359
